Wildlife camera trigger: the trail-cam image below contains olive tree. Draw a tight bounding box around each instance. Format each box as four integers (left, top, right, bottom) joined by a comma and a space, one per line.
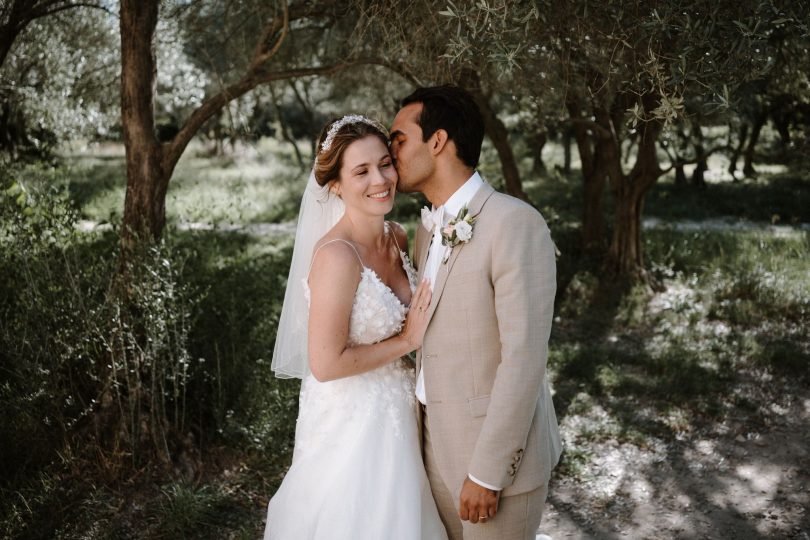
440, 0, 807, 276
117, 0, 377, 256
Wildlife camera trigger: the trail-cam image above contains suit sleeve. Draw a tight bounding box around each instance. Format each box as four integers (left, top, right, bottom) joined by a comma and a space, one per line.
467, 206, 556, 489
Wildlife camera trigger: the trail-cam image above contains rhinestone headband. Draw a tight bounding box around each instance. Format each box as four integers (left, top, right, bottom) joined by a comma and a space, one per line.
319, 114, 385, 154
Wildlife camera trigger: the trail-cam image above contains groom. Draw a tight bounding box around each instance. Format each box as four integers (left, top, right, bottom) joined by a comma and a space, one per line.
390, 85, 562, 539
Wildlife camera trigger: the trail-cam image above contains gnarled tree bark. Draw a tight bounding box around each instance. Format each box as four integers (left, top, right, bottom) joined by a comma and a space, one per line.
606, 103, 666, 277
118, 0, 359, 261
461, 69, 529, 202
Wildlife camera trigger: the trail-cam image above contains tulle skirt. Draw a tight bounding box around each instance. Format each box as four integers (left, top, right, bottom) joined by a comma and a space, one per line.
264, 367, 447, 540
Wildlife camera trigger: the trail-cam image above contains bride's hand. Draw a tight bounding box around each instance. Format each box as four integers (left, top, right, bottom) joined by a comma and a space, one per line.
400, 278, 432, 352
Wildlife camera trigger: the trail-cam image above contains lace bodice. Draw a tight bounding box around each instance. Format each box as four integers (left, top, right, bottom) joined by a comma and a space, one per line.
295, 230, 419, 451
304, 252, 416, 345
302, 226, 418, 347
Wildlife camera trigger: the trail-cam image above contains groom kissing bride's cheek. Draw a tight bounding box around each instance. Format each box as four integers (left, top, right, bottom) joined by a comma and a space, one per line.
264, 85, 560, 540
390, 85, 561, 540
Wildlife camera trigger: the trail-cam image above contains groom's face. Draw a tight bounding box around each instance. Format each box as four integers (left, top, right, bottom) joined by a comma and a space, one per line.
389, 103, 434, 194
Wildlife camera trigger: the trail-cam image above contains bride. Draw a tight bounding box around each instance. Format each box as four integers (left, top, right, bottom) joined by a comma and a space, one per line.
264, 115, 448, 539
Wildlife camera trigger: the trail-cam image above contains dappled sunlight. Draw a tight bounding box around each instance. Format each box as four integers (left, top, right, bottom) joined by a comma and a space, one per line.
55, 140, 311, 226
3, 1, 810, 536
549, 393, 809, 538
8, 122, 810, 539
643, 216, 810, 237
725, 463, 783, 510
544, 214, 809, 537
169, 140, 308, 225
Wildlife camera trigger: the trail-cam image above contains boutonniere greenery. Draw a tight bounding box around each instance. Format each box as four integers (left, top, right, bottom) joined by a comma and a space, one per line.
440, 205, 476, 263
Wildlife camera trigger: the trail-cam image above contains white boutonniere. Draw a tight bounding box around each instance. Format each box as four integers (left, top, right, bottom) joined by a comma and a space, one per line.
440, 205, 476, 263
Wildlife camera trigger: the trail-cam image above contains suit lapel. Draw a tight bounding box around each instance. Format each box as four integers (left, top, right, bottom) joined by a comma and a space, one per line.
423, 182, 496, 327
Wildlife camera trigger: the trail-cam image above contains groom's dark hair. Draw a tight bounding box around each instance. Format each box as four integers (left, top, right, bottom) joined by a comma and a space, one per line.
400, 85, 484, 169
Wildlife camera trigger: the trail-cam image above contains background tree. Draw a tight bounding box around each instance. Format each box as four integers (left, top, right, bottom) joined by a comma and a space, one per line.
0, 5, 118, 157
0, 0, 112, 69
117, 0, 368, 257
441, 0, 806, 277
345, 0, 534, 200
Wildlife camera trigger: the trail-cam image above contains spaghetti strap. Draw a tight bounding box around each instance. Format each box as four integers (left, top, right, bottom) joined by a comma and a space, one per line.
387, 221, 403, 252
308, 239, 364, 275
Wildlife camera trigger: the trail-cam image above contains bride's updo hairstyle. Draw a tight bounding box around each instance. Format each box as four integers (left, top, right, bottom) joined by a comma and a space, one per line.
314, 115, 389, 187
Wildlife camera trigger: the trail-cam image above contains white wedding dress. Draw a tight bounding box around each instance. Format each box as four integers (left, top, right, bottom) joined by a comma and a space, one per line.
264, 239, 448, 540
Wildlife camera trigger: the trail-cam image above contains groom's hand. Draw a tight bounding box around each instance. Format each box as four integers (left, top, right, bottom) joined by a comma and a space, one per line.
459, 477, 500, 524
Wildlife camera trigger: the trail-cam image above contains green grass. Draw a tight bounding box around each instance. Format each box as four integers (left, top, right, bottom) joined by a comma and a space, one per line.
644, 170, 810, 224
3, 137, 809, 538
548, 224, 808, 460
31, 139, 310, 226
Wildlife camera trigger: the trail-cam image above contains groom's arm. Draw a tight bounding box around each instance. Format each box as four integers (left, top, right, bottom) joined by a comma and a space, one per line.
467, 204, 556, 490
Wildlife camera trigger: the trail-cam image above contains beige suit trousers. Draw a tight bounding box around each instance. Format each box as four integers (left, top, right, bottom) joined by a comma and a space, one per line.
424, 408, 547, 540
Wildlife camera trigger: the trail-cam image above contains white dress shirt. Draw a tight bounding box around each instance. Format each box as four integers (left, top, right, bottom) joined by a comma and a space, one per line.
414, 171, 501, 492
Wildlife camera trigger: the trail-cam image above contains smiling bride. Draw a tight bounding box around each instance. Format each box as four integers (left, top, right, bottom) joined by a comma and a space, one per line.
263, 115, 447, 539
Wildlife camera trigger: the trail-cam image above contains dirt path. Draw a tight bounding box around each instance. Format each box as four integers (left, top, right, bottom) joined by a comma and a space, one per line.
76, 217, 809, 239
538, 379, 809, 539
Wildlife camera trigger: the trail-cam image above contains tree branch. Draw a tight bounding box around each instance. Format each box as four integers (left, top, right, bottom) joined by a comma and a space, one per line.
249, 1, 289, 72
30, 1, 113, 21
362, 57, 423, 87
569, 117, 612, 140
660, 142, 731, 174
163, 61, 361, 171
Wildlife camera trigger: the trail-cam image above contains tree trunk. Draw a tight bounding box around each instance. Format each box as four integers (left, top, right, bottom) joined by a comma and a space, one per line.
581, 165, 606, 250
674, 163, 687, 186
691, 125, 707, 188
774, 119, 790, 148
288, 79, 317, 156
771, 96, 792, 149
269, 84, 305, 170
608, 182, 645, 276
458, 69, 528, 201
691, 152, 707, 187
531, 131, 547, 174
119, 0, 165, 254
562, 127, 572, 174
567, 101, 609, 252
606, 110, 664, 277
474, 92, 529, 201
743, 112, 766, 177
728, 123, 748, 179
117, 1, 351, 257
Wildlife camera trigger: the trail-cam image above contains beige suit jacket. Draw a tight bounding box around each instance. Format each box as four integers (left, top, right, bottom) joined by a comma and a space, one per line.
415, 181, 562, 497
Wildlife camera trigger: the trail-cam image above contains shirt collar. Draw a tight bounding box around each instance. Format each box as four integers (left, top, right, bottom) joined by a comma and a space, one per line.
435, 171, 485, 220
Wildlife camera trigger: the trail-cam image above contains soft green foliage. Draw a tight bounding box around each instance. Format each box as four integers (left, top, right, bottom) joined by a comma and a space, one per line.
0, 166, 112, 475
1, 10, 120, 155
436, 0, 808, 117
3, 137, 808, 536
0, 154, 302, 538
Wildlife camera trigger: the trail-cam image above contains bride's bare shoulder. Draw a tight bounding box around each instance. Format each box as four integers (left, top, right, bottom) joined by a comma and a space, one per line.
309, 236, 363, 279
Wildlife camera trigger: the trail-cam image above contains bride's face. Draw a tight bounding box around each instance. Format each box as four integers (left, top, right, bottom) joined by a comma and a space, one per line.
335, 135, 398, 216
